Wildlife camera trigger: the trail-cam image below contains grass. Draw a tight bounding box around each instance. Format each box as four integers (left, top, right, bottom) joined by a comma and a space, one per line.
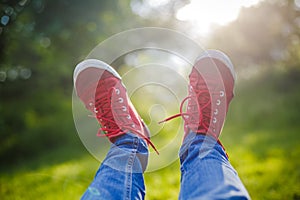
1, 70, 300, 199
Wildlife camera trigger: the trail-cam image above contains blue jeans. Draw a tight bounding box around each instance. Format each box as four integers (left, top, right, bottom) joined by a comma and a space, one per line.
81, 132, 250, 200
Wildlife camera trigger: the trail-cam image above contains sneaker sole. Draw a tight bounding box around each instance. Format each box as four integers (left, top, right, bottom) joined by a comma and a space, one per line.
195, 50, 236, 82
73, 59, 122, 86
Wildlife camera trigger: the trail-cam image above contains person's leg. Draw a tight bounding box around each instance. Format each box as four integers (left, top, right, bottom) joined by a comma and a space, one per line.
81, 133, 148, 200
179, 133, 250, 200
73, 59, 157, 200
161, 50, 250, 199
177, 50, 250, 199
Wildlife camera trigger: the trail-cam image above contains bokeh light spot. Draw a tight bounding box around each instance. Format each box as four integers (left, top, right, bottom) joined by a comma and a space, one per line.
1, 15, 10, 26
20, 68, 32, 80
0, 71, 7, 82
4, 7, 14, 16
19, 0, 29, 6
7, 69, 18, 81
39, 37, 51, 48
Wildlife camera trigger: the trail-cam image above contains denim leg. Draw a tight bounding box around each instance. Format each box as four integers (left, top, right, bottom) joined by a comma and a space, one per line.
179, 133, 251, 200
81, 133, 148, 200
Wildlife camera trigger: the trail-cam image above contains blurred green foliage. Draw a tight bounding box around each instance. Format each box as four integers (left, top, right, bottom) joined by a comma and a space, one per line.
0, 0, 300, 199
0, 0, 140, 164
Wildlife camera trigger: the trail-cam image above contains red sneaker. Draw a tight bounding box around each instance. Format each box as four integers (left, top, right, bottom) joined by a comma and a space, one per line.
74, 59, 158, 154
160, 50, 235, 147
184, 50, 236, 139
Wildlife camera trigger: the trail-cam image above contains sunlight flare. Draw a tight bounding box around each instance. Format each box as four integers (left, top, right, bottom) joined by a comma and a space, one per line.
176, 0, 261, 34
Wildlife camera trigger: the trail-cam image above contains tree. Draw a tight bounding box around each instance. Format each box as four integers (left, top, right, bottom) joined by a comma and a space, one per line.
208, 0, 300, 72
0, 0, 144, 163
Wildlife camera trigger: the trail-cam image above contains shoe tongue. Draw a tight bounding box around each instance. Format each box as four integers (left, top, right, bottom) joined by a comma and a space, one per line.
190, 67, 209, 91
97, 72, 119, 90
101, 71, 115, 79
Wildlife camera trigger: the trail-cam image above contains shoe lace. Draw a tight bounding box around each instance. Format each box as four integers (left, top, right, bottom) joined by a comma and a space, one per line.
88, 85, 159, 154
158, 88, 211, 129
159, 88, 228, 158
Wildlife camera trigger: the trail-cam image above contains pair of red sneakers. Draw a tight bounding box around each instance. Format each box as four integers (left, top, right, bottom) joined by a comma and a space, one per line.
73, 50, 235, 154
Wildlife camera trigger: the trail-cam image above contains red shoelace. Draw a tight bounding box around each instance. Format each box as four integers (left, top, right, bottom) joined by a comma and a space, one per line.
87, 78, 159, 154
159, 89, 228, 158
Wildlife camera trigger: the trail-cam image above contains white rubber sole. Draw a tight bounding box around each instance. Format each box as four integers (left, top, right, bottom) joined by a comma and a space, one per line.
73, 59, 121, 86
195, 49, 237, 81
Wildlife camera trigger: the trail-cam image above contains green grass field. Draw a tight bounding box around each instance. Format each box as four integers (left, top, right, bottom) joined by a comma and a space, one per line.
1, 71, 300, 199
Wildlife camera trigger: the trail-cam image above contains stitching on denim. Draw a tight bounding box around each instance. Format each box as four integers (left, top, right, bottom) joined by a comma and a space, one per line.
125, 137, 138, 200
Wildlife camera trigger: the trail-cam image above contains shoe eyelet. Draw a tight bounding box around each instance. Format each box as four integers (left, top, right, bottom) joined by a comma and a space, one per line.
122, 106, 127, 111
213, 117, 217, 123
118, 97, 124, 103
115, 88, 120, 95
126, 115, 131, 119
214, 109, 218, 115
220, 91, 225, 97
94, 107, 98, 113
132, 124, 135, 128
89, 102, 93, 107
216, 99, 221, 106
